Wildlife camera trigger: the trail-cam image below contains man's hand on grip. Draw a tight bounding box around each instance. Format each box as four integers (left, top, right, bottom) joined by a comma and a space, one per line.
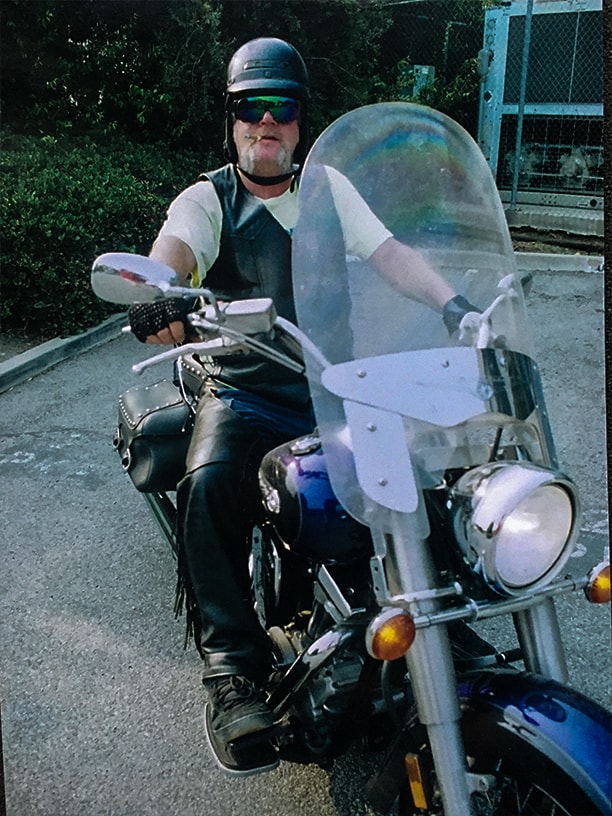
128, 298, 193, 345
442, 294, 481, 336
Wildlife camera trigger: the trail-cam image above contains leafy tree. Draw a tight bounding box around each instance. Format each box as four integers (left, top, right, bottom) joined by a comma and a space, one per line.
1, 0, 227, 151
1, 0, 399, 150
2, 0, 486, 147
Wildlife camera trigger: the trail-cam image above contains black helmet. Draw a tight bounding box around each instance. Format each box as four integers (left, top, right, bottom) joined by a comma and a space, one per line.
224, 38, 310, 168
226, 37, 309, 100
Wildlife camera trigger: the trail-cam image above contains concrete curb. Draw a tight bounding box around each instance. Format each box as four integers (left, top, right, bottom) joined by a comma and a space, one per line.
0, 313, 126, 394
514, 252, 604, 273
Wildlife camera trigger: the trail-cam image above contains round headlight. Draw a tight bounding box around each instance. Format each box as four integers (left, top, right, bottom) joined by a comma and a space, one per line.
452, 462, 580, 595
495, 484, 573, 587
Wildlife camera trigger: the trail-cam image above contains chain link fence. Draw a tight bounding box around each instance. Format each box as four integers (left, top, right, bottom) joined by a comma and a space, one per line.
478, 0, 603, 209
379, 0, 603, 227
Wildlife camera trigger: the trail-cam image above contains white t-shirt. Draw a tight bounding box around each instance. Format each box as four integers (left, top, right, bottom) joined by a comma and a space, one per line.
157, 166, 392, 285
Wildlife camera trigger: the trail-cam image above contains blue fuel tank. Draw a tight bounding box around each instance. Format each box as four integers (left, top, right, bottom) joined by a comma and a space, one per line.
258, 435, 372, 563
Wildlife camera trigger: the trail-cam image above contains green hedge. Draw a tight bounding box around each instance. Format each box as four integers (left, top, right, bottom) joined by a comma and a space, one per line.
0, 134, 214, 338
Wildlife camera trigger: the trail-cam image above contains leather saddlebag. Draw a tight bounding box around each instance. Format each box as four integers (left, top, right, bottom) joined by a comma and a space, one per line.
114, 379, 194, 492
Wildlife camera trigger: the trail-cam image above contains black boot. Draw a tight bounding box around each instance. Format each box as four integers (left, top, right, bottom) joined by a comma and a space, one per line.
205, 675, 274, 742
204, 675, 278, 775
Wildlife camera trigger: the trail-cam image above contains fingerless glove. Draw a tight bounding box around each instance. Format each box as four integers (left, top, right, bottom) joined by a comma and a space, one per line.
442, 294, 480, 336
128, 298, 193, 343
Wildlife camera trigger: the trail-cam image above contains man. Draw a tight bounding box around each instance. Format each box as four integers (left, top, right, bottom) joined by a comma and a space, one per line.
128, 37, 473, 773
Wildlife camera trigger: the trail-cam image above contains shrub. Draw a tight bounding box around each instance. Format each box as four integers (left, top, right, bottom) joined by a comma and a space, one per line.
0, 134, 214, 338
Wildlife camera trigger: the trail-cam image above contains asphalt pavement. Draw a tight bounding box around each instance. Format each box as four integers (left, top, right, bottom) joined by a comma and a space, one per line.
0, 255, 609, 816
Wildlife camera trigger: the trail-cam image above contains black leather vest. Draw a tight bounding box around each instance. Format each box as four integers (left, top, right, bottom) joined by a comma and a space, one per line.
202, 165, 309, 407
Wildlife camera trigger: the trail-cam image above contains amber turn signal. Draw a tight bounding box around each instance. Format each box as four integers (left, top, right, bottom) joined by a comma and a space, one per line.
584, 562, 611, 604
366, 608, 416, 661
405, 753, 429, 810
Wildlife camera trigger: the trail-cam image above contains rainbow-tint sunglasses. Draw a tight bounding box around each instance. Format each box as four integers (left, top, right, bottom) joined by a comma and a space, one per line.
233, 96, 301, 124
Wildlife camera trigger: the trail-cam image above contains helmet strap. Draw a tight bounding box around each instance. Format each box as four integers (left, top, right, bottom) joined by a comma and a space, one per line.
237, 166, 297, 187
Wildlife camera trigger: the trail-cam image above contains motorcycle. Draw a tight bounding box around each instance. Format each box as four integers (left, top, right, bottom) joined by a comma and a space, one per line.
92, 103, 611, 815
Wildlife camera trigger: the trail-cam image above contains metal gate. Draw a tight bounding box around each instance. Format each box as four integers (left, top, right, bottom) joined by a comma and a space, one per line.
477, 0, 603, 235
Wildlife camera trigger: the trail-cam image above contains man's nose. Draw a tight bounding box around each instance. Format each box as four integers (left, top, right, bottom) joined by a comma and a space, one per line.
260, 110, 277, 124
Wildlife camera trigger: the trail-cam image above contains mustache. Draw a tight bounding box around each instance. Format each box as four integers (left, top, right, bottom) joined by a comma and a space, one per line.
244, 133, 279, 142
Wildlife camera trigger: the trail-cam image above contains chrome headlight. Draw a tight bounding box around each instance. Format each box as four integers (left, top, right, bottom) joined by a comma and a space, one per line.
451, 462, 580, 596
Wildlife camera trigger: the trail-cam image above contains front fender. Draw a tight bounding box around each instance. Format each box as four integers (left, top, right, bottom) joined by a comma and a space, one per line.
459, 669, 612, 813
366, 668, 611, 815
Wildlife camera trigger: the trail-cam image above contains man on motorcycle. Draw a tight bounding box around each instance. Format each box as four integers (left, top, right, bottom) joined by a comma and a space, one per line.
127, 37, 473, 772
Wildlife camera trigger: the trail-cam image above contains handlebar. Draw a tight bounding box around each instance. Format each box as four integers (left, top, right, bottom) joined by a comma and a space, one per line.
127, 276, 521, 375
458, 274, 520, 349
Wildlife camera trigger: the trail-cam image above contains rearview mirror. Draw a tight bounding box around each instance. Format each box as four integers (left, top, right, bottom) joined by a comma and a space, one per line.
91, 253, 181, 304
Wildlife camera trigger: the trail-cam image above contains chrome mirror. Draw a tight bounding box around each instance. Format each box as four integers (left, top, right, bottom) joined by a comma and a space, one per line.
91, 253, 181, 304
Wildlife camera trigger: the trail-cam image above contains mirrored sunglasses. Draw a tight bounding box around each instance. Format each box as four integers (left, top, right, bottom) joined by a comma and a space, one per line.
233, 96, 300, 124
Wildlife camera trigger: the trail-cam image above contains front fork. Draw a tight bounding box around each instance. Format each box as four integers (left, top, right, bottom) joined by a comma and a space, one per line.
380, 511, 475, 816
403, 627, 474, 814
513, 596, 569, 681
377, 511, 571, 815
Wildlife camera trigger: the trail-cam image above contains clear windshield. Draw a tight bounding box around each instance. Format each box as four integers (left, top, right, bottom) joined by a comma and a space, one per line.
292, 103, 555, 527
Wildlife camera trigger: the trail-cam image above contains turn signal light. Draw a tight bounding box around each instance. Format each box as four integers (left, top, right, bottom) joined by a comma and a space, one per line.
405, 753, 429, 810
366, 608, 416, 661
584, 562, 611, 604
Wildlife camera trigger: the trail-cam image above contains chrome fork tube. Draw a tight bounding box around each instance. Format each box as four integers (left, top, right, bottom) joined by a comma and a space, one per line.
513, 596, 569, 682
404, 631, 474, 815
385, 512, 474, 816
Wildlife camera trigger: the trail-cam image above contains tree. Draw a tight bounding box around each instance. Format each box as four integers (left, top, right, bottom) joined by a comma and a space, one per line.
1, 0, 226, 151
0, 0, 399, 150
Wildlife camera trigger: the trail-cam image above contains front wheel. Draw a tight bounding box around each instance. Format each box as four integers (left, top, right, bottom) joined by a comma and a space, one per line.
468, 750, 602, 815
397, 670, 610, 815
399, 745, 604, 815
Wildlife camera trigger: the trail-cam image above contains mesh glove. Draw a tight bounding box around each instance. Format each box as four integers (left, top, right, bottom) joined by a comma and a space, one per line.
128, 298, 193, 343
442, 294, 481, 336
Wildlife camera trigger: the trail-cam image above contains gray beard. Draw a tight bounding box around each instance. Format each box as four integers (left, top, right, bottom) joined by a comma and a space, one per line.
240, 143, 293, 176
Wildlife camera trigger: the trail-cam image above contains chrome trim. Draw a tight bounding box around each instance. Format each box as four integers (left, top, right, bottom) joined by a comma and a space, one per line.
405, 572, 591, 630
314, 564, 353, 622
267, 624, 361, 718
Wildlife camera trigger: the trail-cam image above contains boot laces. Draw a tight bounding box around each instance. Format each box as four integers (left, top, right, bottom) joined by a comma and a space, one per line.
210, 676, 262, 710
